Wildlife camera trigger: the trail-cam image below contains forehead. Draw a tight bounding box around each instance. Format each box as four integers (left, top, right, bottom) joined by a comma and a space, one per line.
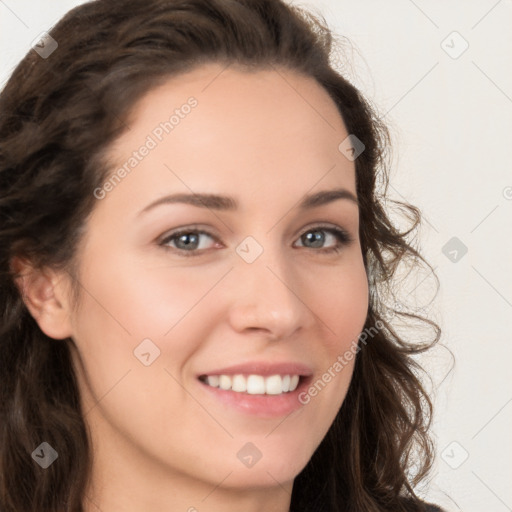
98, 63, 356, 216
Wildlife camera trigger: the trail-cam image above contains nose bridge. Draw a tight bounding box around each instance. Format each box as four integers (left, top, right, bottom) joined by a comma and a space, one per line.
227, 234, 309, 338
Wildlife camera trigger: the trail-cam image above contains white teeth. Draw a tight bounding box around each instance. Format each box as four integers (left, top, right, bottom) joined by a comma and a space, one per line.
290, 375, 299, 391
247, 375, 266, 394
219, 375, 231, 390
206, 375, 219, 387
265, 375, 283, 395
203, 374, 302, 395
231, 374, 247, 392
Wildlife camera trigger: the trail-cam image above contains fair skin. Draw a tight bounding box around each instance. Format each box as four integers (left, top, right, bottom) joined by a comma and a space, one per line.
16, 63, 368, 512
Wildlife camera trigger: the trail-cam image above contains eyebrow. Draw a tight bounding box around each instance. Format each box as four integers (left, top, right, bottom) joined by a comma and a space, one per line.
138, 188, 359, 216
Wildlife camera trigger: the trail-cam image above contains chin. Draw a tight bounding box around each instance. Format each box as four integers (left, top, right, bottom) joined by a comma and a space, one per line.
220, 444, 314, 489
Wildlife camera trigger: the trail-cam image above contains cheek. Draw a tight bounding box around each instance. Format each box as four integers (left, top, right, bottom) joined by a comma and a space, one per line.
69, 254, 230, 429
310, 256, 369, 352
74, 248, 224, 341
68, 259, 212, 457
298, 257, 368, 413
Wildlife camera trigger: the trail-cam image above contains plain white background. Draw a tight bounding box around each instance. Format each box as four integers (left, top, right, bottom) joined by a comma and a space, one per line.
1, 1, 511, 511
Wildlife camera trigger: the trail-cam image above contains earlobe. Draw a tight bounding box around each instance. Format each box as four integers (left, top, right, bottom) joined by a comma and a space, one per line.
10, 256, 74, 340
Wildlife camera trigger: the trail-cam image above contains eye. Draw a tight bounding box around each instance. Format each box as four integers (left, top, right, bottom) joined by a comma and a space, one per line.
158, 224, 354, 257
159, 227, 219, 255
294, 225, 354, 254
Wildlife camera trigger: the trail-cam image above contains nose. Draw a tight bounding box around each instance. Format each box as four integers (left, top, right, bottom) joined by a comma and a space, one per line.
226, 242, 314, 341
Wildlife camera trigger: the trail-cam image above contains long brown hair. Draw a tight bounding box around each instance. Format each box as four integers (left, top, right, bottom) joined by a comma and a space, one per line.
0, 0, 441, 510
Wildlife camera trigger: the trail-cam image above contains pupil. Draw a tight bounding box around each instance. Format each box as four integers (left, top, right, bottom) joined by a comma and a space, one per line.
178, 233, 198, 249
305, 231, 324, 248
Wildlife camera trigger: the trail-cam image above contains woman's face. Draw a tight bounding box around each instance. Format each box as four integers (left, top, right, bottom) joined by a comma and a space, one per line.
63, 63, 368, 502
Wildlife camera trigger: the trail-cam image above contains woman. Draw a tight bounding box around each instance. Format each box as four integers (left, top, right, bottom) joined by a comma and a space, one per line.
0, 0, 443, 510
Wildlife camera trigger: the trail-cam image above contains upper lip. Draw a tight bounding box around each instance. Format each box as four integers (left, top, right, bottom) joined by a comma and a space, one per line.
198, 361, 313, 378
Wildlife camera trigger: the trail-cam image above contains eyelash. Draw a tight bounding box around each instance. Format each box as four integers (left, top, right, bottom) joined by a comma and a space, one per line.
158, 224, 354, 258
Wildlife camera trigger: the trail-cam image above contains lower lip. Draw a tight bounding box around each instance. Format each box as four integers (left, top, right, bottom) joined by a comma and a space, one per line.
198, 377, 310, 417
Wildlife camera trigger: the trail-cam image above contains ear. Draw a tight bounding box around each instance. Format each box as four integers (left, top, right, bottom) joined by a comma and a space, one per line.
10, 256, 74, 340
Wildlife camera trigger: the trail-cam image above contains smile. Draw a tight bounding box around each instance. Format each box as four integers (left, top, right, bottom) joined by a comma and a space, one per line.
200, 374, 300, 395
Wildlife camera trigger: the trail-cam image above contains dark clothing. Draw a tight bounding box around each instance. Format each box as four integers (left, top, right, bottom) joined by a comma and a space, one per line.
418, 502, 444, 512
403, 499, 444, 512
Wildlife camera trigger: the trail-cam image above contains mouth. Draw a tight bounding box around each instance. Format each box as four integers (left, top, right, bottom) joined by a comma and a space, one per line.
198, 373, 302, 395
198, 373, 313, 419
196, 362, 313, 417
